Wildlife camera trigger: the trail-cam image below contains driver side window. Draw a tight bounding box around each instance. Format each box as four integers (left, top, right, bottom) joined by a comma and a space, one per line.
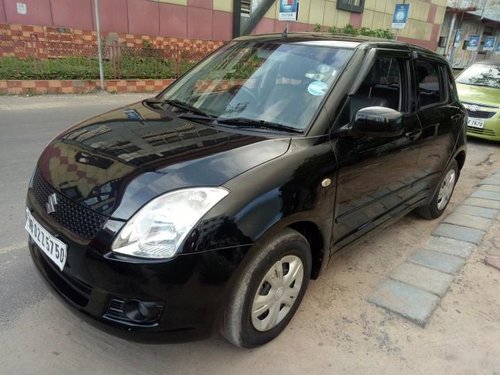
349, 56, 402, 120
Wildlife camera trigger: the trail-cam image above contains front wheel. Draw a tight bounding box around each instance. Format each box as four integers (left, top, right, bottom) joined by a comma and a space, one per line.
416, 160, 458, 219
221, 228, 312, 348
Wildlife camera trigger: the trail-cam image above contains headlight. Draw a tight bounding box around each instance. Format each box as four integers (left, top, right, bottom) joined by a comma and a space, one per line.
112, 187, 229, 259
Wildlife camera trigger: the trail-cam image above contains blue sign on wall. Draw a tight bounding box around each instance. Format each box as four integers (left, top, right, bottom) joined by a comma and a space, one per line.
279, 0, 299, 21
467, 34, 481, 51
483, 36, 497, 51
392, 4, 410, 29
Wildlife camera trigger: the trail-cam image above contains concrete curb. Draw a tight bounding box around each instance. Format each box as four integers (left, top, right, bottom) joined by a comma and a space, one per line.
368, 168, 500, 326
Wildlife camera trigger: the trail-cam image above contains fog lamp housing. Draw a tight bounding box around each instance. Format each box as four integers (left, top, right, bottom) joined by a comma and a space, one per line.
104, 297, 165, 325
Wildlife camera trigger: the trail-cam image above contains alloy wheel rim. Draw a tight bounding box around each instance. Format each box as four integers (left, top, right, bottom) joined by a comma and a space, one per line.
251, 255, 304, 332
437, 169, 456, 210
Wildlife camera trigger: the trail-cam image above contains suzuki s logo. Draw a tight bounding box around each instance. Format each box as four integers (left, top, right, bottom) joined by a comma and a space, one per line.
469, 105, 479, 112
46, 193, 58, 214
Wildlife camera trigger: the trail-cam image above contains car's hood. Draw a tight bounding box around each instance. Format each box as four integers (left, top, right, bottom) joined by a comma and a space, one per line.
456, 82, 500, 107
36, 101, 291, 220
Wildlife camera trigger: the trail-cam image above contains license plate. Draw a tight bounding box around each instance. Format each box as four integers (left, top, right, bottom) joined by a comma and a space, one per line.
467, 118, 484, 129
25, 208, 67, 271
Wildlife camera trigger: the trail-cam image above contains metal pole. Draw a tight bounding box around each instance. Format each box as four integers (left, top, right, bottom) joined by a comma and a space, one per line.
240, 0, 275, 36
94, 0, 105, 91
446, 12, 457, 60
232, 0, 241, 38
450, 10, 465, 66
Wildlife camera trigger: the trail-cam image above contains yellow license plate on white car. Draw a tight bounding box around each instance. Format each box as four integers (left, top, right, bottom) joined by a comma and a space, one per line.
25, 208, 67, 271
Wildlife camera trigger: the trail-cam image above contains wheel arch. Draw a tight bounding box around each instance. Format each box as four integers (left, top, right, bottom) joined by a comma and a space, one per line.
230, 213, 330, 283
455, 150, 466, 172
288, 221, 326, 280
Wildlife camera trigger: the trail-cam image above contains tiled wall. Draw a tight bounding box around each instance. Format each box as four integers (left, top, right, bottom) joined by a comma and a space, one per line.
252, 0, 447, 51
0, 0, 233, 41
0, 0, 448, 51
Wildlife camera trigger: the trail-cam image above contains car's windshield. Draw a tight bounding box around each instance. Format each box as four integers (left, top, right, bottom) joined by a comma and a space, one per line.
456, 63, 500, 89
158, 40, 355, 132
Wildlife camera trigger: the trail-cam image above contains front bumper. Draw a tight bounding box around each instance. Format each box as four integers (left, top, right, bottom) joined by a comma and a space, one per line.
26, 190, 248, 342
467, 117, 500, 142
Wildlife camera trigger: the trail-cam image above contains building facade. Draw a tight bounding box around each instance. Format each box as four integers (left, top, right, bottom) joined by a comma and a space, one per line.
438, 0, 500, 69
0, 0, 447, 50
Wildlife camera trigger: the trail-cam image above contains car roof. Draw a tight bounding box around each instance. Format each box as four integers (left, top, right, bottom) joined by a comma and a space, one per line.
473, 59, 500, 67
234, 32, 445, 61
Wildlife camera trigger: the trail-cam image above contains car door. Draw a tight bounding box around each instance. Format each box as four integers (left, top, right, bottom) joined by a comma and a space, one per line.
331, 49, 423, 249
414, 57, 463, 192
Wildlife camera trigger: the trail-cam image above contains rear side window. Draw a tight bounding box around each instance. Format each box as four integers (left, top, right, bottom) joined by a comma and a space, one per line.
416, 60, 442, 107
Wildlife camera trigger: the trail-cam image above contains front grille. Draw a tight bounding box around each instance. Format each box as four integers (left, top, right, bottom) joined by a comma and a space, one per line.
467, 127, 496, 136
466, 109, 496, 119
32, 170, 107, 239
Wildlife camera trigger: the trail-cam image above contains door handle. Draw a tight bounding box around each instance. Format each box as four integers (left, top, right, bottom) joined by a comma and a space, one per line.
405, 129, 422, 140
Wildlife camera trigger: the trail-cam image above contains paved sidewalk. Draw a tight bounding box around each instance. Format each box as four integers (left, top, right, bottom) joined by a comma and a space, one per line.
368, 168, 500, 326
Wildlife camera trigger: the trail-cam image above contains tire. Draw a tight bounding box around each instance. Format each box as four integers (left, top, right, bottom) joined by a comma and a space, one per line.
416, 159, 459, 220
221, 228, 312, 348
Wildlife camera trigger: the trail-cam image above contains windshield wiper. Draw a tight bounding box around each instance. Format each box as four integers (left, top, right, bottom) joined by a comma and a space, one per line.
143, 97, 165, 108
178, 112, 216, 124
216, 117, 304, 133
143, 98, 212, 118
163, 99, 212, 117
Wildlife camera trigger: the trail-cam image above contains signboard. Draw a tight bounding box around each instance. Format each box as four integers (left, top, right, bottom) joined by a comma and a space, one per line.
495, 43, 500, 55
278, 0, 299, 21
467, 34, 480, 51
392, 4, 410, 29
337, 0, 365, 14
453, 29, 462, 48
16, 2, 27, 15
483, 36, 497, 51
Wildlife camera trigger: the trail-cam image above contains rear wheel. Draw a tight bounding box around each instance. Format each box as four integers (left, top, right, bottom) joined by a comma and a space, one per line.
416, 160, 458, 219
221, 228, 311, 348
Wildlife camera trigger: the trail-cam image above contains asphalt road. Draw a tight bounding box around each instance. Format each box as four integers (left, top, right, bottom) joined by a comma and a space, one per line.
1, 94, 499, 374
0, 94, 150, 329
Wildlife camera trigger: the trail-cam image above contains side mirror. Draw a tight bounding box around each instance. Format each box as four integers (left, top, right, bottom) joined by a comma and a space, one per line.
350, 106, 404, 137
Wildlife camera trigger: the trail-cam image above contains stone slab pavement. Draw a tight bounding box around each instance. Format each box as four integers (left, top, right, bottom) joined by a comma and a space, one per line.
368, 168, 500, 327
485, 255, 500, 271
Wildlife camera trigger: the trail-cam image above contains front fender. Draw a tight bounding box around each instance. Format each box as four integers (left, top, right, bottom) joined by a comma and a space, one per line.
181, 138, 337, 276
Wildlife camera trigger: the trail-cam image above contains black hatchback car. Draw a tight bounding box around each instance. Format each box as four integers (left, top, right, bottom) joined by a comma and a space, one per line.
26, 33, 466, 348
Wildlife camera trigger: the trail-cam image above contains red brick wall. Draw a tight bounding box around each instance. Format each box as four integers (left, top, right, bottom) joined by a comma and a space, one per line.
0, 78, 174, 94
0, 23, 224, 59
